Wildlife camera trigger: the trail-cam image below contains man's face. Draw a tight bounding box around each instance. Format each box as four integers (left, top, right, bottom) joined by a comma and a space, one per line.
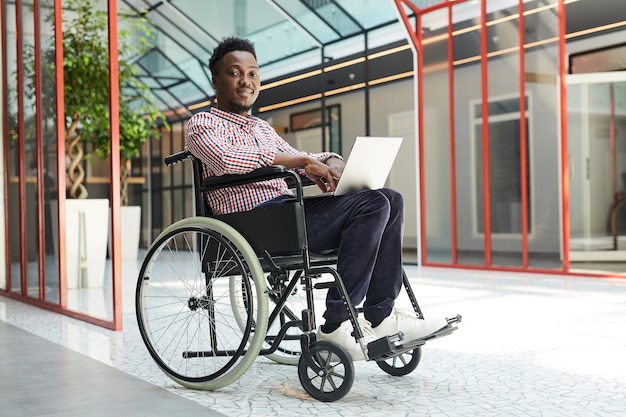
212, 50, 260, 115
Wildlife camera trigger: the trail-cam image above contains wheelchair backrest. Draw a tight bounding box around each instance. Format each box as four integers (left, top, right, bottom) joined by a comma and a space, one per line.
189, 155, 309, 258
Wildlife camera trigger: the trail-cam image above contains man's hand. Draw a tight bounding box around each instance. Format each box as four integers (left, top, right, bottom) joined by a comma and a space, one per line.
326, 155, 345, 175
303, 159, 342, 192
272, 152, 344, 193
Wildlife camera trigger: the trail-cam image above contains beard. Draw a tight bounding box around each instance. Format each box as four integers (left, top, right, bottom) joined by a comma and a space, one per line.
229, 100, 252, 113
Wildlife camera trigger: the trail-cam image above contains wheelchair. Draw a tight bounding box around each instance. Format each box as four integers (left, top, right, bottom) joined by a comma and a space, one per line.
135, 150, 462, 402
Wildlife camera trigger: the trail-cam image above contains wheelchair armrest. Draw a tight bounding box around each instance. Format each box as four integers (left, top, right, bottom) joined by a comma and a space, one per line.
164, 150, 191, 166
200, 166, 306, 201
163, 150, 308, 201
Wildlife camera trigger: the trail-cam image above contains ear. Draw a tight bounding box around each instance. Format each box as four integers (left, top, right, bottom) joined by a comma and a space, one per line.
211, 76, 217, 90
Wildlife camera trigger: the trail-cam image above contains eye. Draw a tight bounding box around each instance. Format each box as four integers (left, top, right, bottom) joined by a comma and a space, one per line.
229, 70, 240, 77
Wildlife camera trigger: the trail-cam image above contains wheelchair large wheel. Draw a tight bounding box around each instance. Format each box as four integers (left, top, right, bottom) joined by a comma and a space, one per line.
298, 341, 354, 402
376, 347, 422, 376
136, 217, 268, 391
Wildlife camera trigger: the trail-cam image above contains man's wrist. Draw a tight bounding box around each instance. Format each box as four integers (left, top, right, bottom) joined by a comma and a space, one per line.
321, 152, 343, 163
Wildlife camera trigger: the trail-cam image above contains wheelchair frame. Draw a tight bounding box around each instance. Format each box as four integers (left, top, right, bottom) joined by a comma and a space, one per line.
135, 150, 461, 402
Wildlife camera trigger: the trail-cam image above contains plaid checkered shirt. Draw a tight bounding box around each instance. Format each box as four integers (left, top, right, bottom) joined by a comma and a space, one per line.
185, 107, 331, 215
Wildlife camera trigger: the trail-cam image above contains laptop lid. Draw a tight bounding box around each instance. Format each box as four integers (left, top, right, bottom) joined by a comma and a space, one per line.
333, 136, 403, 196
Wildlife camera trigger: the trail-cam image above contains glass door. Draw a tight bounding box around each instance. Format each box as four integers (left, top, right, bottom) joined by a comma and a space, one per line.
567, 72, 626, 262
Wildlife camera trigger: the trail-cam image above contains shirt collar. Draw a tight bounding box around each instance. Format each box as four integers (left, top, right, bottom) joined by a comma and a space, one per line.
210, 107, 258, 126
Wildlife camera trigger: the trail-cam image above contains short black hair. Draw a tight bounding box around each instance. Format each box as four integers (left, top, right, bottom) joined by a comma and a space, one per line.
209, 37, 257, 76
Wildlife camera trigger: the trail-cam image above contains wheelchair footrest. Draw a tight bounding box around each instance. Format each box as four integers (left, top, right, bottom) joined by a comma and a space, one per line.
367, 335, 425, 361
366, 314, 462, 361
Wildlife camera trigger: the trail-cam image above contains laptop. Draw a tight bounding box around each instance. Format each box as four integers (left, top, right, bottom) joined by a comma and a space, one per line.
309, 136, 403, 197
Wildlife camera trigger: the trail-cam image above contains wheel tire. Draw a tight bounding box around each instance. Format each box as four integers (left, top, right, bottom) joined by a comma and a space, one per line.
376, 347, 422, 376
298, 341, 355, 402
136, 217, 268, 390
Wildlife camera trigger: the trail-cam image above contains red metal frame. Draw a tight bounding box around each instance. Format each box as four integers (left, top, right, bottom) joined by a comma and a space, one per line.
557, 0, 571, 272
447, 4, 458, 265
518, 0, 529, 269
1, 0, 9, 288
609, 84, 617, 249
392, 0, 608, 277
479, 0, 492, 267
54, 0, 67, 308
15, 0, 27, 296
108, 0, 123, 330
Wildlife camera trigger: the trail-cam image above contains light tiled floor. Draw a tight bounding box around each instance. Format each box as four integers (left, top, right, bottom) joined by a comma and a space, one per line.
1, 262, 625, 417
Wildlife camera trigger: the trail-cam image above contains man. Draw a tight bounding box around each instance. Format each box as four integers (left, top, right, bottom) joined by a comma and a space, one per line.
186, 37, 446, 361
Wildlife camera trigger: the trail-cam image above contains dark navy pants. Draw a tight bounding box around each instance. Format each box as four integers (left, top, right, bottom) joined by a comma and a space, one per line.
302, 188, 405, 325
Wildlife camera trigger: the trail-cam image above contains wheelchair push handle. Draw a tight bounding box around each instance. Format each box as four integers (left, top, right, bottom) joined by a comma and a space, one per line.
164, 150, 191, 166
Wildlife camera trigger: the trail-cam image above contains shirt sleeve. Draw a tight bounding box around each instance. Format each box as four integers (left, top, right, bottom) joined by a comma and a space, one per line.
185, 112, 275, 176
265, 126, 337, 162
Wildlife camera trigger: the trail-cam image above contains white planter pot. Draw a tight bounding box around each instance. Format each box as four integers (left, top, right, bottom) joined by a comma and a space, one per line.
108, 205, 141, 260
51, 199, 110, 289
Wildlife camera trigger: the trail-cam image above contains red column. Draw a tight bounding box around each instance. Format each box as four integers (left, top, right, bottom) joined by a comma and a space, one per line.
54, 0, 68, 307
558, 0, 570, 272
108, 0, 122, 330
518, 0, 529, 269
479, 0, 492, 267
447, 4, 458, 265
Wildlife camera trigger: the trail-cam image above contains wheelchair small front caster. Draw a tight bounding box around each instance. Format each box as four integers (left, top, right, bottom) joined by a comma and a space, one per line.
376, 347, 422, 376
297, 340, 354, 402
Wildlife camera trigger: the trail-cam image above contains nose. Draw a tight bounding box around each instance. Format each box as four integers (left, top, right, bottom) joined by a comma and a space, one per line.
240, 77, 251, 86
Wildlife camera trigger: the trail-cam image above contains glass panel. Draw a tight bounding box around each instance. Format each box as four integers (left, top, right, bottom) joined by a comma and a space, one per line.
6, 1, 20, 292
39, 0, 61, 305
45, 0, 114, 320
524, 0, 562, 270
473, 114, 530, 261
168, 81, 204, 106
175, 59, 213, 101
568, 79, 626, 266
421, 7, 452, 264
312, 1, 361, 37
274, 0, 341, 43
23, 3, 39, 299
173, 0, 315, 66
452, 2, 485, 267
485, 1, 524, 268
337, 0, 400, 28
409, 0, 450, 10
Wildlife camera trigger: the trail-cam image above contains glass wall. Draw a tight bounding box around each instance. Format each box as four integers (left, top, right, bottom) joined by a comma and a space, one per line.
2, 0, 124, 329
403, 0, 567, 271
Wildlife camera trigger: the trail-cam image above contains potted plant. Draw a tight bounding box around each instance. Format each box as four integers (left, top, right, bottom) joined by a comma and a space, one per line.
22, 0, 166, 284
90, 18, 168, 260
